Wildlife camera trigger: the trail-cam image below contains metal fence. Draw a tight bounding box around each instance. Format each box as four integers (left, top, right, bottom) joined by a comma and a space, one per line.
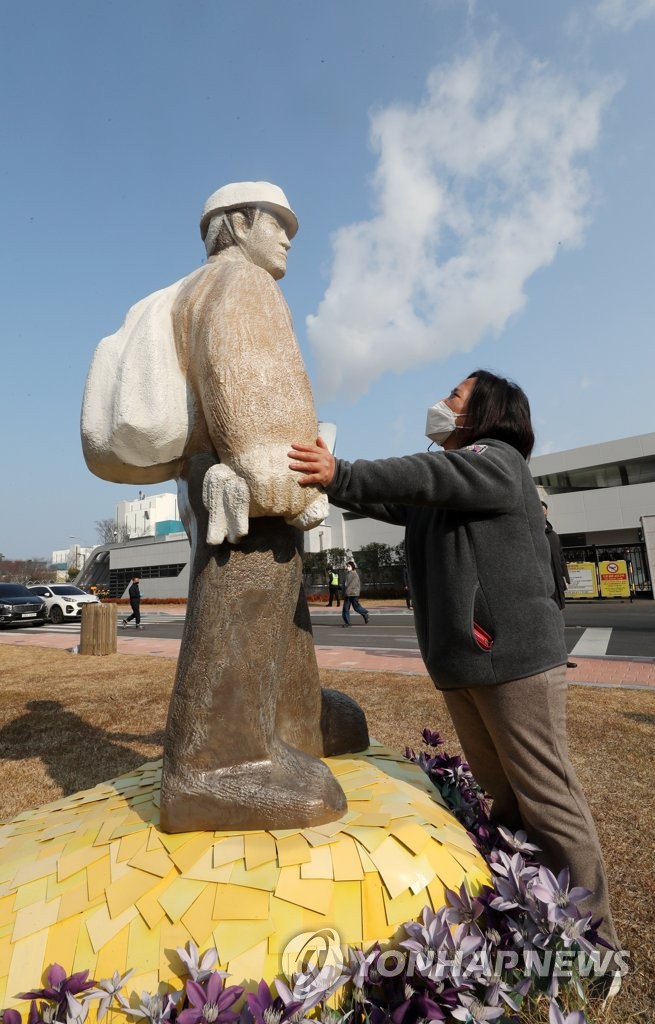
563, 543, 652, 595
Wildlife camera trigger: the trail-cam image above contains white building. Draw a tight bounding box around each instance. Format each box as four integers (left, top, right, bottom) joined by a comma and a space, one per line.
531, 431, 655, 595
304, 504, 404, 554
51, 544, 94, 572
116, 491, 183, 540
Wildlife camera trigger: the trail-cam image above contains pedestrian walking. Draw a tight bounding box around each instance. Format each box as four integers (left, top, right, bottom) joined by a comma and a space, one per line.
327, 566, 341, 607
122, 576, 143, 629
403, 563, 412, 609
341, 561, 369, 627
289, 368, 620, 978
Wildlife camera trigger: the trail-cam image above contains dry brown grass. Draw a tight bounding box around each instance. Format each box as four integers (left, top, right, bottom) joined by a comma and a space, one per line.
0, 646, 652, 1021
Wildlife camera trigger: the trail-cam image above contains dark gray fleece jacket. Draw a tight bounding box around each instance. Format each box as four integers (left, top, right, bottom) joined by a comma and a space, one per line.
326, 438, 567, 690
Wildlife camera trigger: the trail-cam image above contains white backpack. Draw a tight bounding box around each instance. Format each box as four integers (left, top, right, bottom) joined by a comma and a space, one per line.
81, 268, 204, 482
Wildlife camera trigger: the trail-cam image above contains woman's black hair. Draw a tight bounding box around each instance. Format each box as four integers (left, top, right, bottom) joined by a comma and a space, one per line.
459, 369, 535, 459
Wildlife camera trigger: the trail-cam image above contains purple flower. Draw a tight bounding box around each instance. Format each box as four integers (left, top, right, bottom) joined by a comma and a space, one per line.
3, 1011, 22, 1024
444, 885, 485, 931
178, 975, 243, 1024
245, 980, 302, 1024
548, 1000, 587, 1024
176, 943, 221, 984
389, 985, 446, 1023
116, 992, 178, 1024
495, 826, 541, 857
451, 992, 504, 1022
531, 867, 592, 924
86, 969, 135, 1021
421, 729, 445, 748
19, 966, 95, 1005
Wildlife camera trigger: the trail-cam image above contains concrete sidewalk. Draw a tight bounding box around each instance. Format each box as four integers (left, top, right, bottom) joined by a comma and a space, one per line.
1, 627, 654, 690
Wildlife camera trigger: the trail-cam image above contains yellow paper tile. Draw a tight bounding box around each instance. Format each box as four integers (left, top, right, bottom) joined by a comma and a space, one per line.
158, 830, 202, 853
86, 902, 139, 954
300, 845, 334, 880
228, 859, 280, 892
106, 867, 161, 919
274, 866, 333, 915
87, 854, 112, 901
182, 848, 234, 884
213, 884, 270, 920
62, 825, 103, 855
71, 915, 97, 972
158, 876, 207, 923
427, 876, 447, 911
244, 832, 276, 869
328, 880, 362, 943
5, 930, 49, 998
226, 937, 268, 986
117, 832, 150, 864
213, 919, 276, 963
303, 829, 340, 848
361, 871, 388, 941
59, 883, 102, 922
93, 813, 128, 848
212, 836, 245, 867
93, 918, 130, 975
356, 845, 378, 873
330, 837, 365, 881
342, 826, 386, 852
10, 854, 59, 888
47, 868, 87, 901
127, 913, 161, 972
422, 841, 467, 890
382, 886, 432, 927
128, 845, 175, 878
12, 896, 61, 942
276, 834, 313, 867
136, 872, 175, 929
390, 821, 433, 855
44, 916, 81, 972
0, 895, 15, 928
12, 877, 48, 911
368, 836, 423, 900
181, 887, 217, 947
169, 834, 214, 874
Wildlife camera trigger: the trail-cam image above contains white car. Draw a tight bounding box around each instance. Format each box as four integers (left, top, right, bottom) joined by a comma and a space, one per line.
27, 584, 100, 625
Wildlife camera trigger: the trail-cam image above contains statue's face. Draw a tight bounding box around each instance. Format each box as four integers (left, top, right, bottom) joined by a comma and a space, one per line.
240, 210, 291, 279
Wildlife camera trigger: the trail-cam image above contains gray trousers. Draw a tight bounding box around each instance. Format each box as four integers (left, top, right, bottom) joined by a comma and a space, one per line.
442, 666, 619, 949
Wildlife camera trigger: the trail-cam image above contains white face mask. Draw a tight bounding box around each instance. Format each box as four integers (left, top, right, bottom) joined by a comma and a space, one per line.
425, 400, 459, 445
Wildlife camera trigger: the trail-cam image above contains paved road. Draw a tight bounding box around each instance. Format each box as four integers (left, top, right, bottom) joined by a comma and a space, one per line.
16, 600, 655, 659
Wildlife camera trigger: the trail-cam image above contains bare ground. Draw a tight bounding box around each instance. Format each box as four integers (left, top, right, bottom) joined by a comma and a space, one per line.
0, 646, 652, 1021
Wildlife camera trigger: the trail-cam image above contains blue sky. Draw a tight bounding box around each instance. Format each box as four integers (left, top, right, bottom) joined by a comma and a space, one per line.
2, 0, 654, 559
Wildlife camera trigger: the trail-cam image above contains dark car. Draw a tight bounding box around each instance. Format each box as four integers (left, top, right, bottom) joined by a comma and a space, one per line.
0, 583, 47, 627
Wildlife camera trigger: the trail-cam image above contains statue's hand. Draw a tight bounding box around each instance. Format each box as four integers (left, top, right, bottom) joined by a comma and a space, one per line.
285, 492, 329, 532
202, 464, 250, 545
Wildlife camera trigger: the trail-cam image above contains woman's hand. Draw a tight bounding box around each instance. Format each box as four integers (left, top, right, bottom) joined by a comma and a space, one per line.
288, 437, 336, 487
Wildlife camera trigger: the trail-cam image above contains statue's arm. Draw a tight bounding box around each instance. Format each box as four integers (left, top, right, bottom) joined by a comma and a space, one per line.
194, 266, 327, 524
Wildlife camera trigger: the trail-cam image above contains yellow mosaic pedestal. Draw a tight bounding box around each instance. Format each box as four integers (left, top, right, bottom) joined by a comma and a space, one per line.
0, 745, 490, 1012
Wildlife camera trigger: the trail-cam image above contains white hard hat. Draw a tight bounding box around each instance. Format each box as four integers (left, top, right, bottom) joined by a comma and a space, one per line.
200, 181, 298, 241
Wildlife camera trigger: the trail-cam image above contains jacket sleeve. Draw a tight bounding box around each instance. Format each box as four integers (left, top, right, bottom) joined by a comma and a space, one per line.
326, 444, 520, 513
329, 495, 408, 527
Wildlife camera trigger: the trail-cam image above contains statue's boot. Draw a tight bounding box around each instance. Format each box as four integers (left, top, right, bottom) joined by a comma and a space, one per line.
161, 740, 346, 832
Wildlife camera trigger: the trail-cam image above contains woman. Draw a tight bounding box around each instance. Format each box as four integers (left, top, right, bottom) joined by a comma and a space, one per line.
289, 369, 619, 954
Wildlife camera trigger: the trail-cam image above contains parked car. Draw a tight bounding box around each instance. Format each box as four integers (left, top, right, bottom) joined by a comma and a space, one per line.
0, 583, 47, 627
27, 584, 100, 624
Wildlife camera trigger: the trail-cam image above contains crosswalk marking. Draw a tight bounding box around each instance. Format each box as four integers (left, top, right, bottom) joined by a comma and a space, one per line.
570, 627, 612, 657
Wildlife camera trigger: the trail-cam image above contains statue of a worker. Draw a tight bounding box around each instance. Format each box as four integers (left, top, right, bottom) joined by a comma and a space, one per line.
82, 182, 369, 831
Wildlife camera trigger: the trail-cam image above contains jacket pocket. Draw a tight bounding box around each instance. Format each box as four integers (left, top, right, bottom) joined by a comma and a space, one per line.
470, 584, 494, 652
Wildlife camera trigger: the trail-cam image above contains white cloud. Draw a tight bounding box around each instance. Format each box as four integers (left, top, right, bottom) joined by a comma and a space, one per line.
596, 0, 655, 29
307, 42, 617, 400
